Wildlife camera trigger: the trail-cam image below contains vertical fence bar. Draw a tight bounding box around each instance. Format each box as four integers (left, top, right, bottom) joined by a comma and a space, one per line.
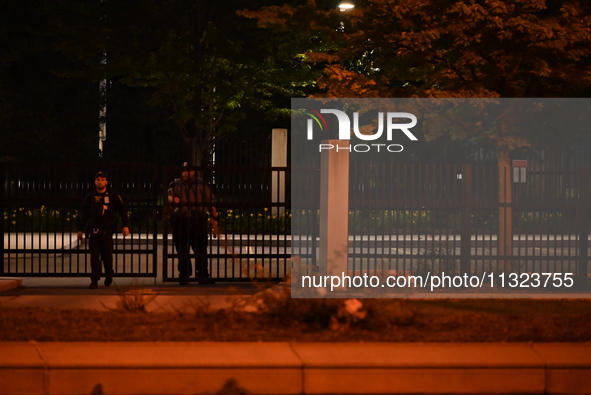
0, 162, 4, 275
272, 129, 287, 216
161, 166, 171, 282
460, 164, 473, 275
578, 167, 590, 289
152, 164, 159, 283
311, 166, 319, 269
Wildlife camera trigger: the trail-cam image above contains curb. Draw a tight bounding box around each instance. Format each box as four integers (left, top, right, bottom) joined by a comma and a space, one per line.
0, 342, 590, 395
0, 278, 22, 293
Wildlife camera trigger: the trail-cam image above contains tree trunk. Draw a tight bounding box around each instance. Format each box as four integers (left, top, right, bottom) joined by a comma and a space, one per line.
189, 138, 203, 167
498, 146, 513, 273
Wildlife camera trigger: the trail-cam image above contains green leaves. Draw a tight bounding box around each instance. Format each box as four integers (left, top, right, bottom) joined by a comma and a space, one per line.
46, 0, 320, 165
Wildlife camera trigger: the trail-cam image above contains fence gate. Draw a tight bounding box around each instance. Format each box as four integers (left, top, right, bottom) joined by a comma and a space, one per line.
161, 165, 291, 283
1, 163, 160, 279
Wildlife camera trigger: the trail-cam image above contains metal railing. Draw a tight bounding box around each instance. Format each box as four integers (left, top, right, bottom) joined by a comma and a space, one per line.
161, 165, 291, 282
1, 162, 291, 282
293, 161, 590, 288
1, 162, 160, 278
2, 161, 589, 287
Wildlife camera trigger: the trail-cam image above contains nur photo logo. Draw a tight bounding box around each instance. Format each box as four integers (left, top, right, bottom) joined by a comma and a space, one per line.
303, 108, 419, 153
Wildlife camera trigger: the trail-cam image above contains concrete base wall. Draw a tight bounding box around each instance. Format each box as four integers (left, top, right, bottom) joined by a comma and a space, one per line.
1, 342, 590, 395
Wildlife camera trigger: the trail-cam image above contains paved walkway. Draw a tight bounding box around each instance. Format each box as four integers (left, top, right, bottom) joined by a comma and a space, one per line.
0, 277, 259, 312
1, 277, 591, 395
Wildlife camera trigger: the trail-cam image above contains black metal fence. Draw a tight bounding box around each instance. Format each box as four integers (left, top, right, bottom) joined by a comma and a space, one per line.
2, 160, 590, 287
349, 163, 591, 283
161, 165, 291, 282
1, 163, 160, 278
0, 162, 291, 282
293, 160, 590, 288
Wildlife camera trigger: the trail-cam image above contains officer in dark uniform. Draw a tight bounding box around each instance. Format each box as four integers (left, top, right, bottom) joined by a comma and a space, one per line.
77, 171, 130, 289
168, 162, 218, 285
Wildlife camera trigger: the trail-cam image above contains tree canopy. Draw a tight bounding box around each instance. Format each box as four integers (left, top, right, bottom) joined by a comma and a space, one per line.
244, 0, 591, 150
52, 0, 319, 165
0, 0, 99, 161
1, 0, 321, 164
335, 0, 591, 99
253, 0, 591, 95
2, 0, 591, 163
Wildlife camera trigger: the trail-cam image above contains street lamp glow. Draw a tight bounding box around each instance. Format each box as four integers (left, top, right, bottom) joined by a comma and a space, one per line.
339, 1, 355, 11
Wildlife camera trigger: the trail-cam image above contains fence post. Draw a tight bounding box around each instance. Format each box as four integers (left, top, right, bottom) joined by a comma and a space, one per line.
271, 128, 287, 215
152, 163, 160, 284
318, 140, 349, 280
578, 167, 590, 289
460, 164, 473, 275
0, 162, 4, 275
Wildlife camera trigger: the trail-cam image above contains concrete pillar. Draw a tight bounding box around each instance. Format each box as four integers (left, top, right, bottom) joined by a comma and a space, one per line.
272, 128, 287, 214
318, 140, 349, 278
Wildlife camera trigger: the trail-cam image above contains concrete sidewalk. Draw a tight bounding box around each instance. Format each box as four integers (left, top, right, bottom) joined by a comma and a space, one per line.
0, 277, 261, 312
1, 278, 591, 395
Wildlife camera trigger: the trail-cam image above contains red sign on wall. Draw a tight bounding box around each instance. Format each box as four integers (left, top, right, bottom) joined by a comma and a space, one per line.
513, 160, 527, 168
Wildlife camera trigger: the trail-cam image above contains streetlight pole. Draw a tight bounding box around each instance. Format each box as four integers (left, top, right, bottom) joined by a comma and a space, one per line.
338, 1, 354, 65
98, 0, 107, 158
99, 54, 107, 158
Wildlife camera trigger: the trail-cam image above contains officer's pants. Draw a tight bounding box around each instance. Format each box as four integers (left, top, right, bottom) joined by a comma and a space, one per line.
172, 211, 209, 280
88, 229, 114, 283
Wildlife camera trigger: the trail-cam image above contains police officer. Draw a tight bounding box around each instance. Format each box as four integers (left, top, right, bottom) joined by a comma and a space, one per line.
168, 162, 218, 285
77, 171, 130, 289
